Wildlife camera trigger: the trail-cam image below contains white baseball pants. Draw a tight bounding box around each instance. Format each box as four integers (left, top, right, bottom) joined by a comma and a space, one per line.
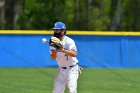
53, 65, 79, 93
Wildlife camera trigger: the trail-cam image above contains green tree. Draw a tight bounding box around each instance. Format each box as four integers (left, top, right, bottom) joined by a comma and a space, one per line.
109, 0, 124, 31
90, 0, 110, 30
18, 0, 66, 30
0, 0, 5, 29
11, 0, 140, 31
123, 0, 140, 31
5, 0, 19, 29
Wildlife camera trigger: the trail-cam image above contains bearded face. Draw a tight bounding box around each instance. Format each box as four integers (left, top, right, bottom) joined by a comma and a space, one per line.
53, 29, 65, 38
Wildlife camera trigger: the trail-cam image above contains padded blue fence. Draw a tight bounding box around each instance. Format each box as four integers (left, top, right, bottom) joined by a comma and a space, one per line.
0, 35, 140, 68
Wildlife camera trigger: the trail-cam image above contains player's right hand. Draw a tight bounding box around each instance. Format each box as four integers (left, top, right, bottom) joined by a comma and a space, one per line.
50, 50, 57, 59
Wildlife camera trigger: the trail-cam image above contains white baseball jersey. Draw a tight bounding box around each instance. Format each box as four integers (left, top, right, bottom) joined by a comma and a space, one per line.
50, 36, 78, 67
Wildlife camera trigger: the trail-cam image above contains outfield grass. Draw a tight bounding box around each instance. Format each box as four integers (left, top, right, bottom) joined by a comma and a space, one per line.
0, 68, 140, 93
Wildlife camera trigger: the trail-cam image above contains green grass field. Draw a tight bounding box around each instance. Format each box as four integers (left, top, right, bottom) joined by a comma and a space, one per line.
0, 68, 140, 93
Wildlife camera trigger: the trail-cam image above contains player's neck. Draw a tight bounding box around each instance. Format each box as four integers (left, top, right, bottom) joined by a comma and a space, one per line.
59, 36, 64, 41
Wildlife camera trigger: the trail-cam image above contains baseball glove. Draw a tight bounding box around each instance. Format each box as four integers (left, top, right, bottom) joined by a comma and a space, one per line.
49, 36, 63, 49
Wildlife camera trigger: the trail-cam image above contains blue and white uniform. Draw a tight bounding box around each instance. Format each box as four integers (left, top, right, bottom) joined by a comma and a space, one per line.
50, 36, 79, 93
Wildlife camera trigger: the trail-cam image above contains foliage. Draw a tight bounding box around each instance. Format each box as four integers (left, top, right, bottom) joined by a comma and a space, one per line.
123, 0, 140, 31
18, 0, 66, 30
1, 0, 140, 31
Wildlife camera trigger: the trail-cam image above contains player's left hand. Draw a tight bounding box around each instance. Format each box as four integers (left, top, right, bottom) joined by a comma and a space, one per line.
49, 36, 63, 50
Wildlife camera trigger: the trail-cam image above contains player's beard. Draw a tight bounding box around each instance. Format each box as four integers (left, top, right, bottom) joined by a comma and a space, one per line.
53, 32, 62, 38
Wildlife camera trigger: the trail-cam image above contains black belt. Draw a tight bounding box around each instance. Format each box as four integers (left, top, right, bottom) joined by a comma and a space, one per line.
62, 64, 77, 69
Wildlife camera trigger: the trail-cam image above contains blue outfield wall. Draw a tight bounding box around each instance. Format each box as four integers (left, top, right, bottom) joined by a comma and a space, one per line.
0, 34, 140, 68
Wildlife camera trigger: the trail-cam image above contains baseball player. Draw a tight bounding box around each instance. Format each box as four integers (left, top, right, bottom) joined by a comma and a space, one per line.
49, 22, 80, 93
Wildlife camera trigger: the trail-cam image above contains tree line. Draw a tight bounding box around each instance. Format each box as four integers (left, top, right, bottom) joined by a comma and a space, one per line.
0, 0, 140, 31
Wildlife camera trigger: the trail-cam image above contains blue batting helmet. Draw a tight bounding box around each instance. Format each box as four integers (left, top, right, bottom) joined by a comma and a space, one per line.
52, 22, 66, 30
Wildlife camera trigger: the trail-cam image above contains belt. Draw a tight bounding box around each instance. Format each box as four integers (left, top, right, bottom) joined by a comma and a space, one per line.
62, 64, 77, 69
